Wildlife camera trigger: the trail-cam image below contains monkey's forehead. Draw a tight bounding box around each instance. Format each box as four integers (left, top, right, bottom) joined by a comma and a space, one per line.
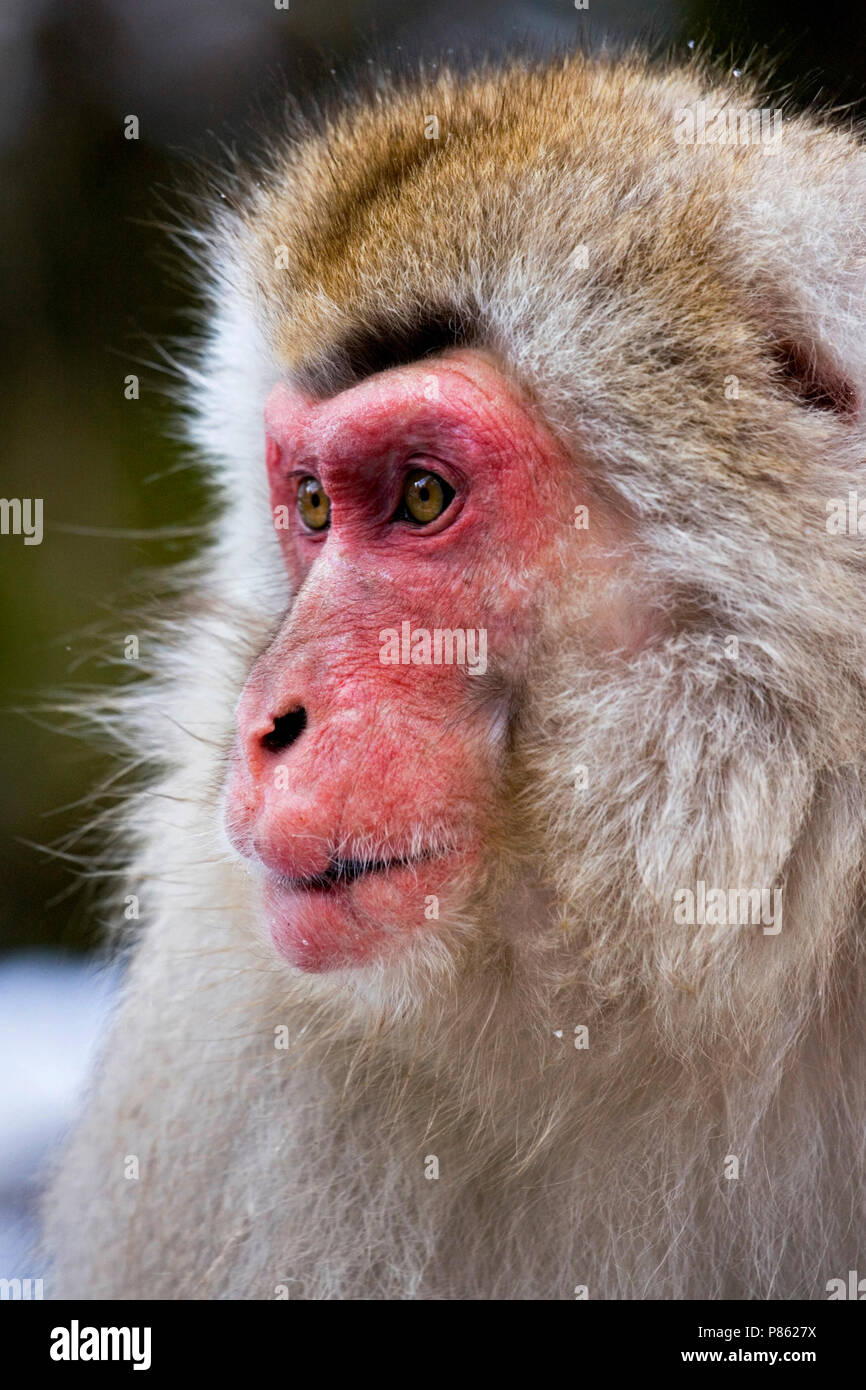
231, 53, 849, 402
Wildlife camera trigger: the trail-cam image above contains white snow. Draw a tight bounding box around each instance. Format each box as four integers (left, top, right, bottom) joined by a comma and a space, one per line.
0, 952, 118, 1278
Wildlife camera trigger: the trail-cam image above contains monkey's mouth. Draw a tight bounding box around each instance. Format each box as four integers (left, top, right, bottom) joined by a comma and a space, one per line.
261, 841, 472, 972
278, 849, 440, 893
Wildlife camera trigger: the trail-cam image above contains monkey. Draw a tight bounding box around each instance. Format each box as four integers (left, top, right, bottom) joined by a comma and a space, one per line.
40, 49, 866, 1300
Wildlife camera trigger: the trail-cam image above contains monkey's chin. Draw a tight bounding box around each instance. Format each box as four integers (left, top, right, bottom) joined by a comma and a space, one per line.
262, 855, 467, 972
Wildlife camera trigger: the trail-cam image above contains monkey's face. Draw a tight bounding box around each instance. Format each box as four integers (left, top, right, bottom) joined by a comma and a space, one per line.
223, 350, 628, 972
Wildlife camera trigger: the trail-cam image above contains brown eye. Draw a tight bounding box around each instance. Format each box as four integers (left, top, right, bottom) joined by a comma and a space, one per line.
297, 476, 330, 531
400, 469, 454, 525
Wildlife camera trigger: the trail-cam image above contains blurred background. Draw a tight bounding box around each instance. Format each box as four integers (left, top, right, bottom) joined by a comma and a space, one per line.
0, 0, 863, 1284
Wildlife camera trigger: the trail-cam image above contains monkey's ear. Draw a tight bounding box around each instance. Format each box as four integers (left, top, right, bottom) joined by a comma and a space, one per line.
767, 338, 858, 417
736, 128, 866, 420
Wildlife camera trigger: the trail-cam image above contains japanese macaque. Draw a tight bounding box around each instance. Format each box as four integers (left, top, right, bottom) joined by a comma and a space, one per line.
42, 51, 866, 1300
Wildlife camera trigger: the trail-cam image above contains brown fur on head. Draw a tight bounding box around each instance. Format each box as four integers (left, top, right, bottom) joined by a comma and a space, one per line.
42, 50, 866, 1300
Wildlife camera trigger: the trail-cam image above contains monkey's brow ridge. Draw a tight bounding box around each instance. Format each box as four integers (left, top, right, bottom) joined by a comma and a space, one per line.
300, 307, 475, 395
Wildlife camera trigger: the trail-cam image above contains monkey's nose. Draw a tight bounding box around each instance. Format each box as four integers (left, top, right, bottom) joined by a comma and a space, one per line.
261, 706, 307, 753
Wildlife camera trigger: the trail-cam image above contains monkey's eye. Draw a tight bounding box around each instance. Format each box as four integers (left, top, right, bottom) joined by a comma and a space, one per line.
398, 469, 455, 525
296, 475, 331, 531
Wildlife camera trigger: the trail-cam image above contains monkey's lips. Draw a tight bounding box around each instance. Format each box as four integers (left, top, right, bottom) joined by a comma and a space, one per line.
278, 852, 434, 892
261, 849, 466, 972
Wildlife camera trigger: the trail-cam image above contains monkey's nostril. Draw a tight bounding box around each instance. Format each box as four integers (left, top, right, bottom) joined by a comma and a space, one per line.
261, 706, 307, 753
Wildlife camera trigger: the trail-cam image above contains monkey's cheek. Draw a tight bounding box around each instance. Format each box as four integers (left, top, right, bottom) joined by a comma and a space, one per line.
261, 857, 473, 973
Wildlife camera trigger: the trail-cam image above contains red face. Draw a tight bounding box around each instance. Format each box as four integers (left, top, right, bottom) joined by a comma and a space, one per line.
224, 350, 616, 971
